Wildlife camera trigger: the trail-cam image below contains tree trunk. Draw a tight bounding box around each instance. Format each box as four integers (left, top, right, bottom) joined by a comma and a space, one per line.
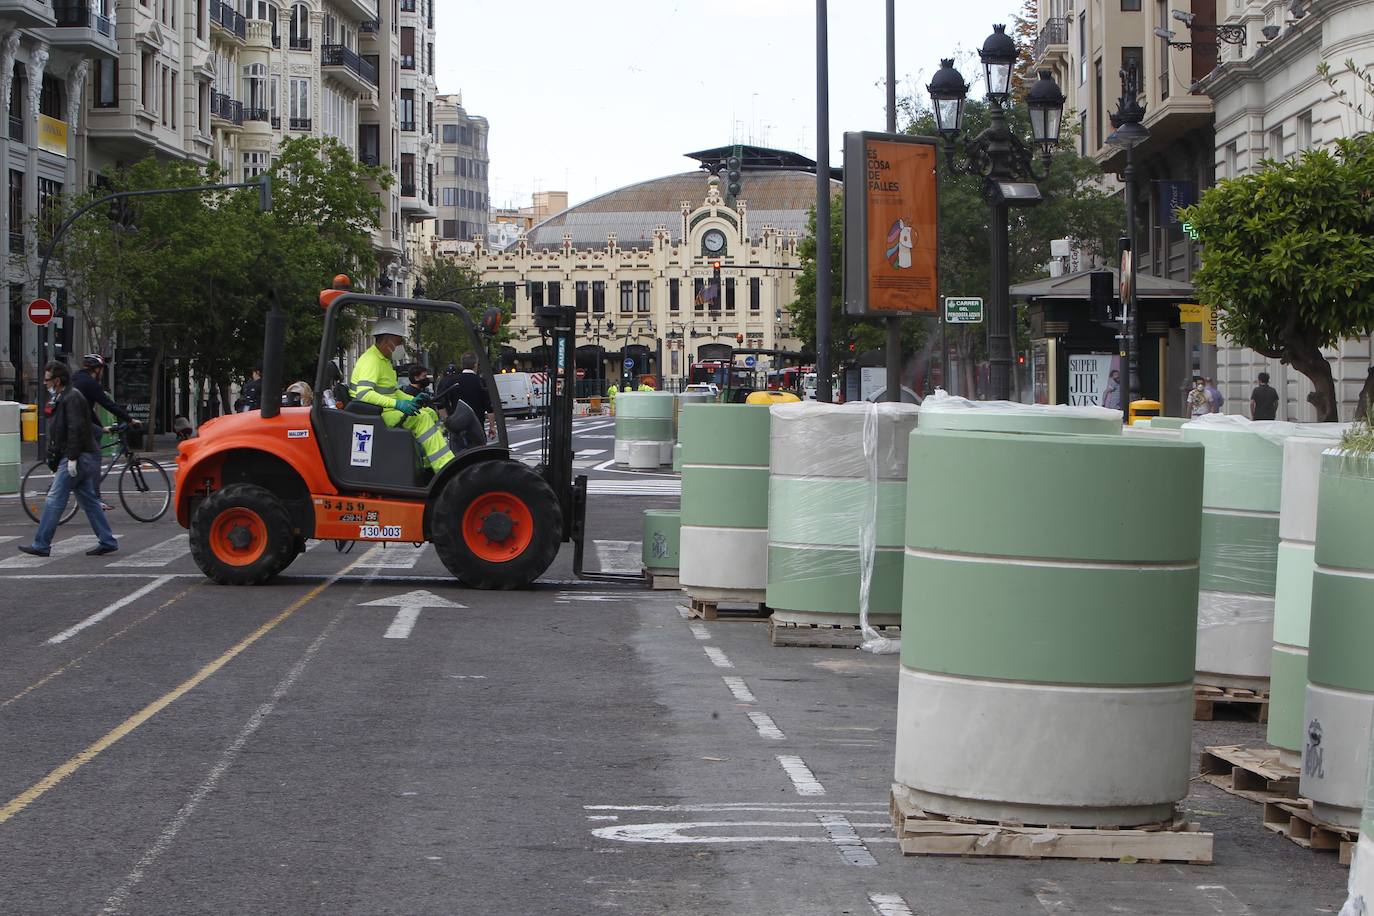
1289, 345, 1339, 422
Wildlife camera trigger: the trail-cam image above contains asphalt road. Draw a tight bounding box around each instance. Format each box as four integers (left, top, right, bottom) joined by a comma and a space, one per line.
0, 417, 1352, 915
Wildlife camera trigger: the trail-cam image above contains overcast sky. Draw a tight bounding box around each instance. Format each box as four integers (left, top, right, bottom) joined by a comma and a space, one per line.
434, 0, 1019, 212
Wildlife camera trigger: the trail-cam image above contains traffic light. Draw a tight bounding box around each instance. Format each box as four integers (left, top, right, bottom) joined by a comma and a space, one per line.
1089, 270, 1115, 324
55, 315, 72, 355
726, 155, 742, 200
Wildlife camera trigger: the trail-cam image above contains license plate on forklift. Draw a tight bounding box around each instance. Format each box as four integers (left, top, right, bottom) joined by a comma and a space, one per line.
359, 525, 403, 539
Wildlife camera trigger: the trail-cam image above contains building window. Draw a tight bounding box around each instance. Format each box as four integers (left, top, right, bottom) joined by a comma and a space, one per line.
441, 219, 457, 238
575, 280, 588, 312
636, 280, 650, 312
400, 27, 415, 69
243, 150, 269, 178
1079, 110, 1087, 156
1094, 59, 1103, 149
400, 89, 415, 131
39, 75, 62, 120
359, 123, 380, 165
1157, 0, 1170, 99
1121, 0, 1140, 9
1297, 110, 1312, 152
442, 123, 457, 143
1268, 126, 1284, 160
9, 66, 24, 142
399, 153, 415, 195
592, 281, 605, 314
619, 280, 633, 314
547, 282, 561, 306
441, 187, 457, 206
749, 277, 760, 312
502, 282, 516, 303
141, 51, 154, 110
37, 178, 62, 238
289, 3, 311, 49
1121, 46, 1143, 87
8, 170, 23, 253
1078, 12, 1087, 84
693, 278, 704, 314
528, 281, 544, 309
669, 278, 679, 312
289, 77, 310, 128
1224, 141, 1238, 178
725, 278, 736, 312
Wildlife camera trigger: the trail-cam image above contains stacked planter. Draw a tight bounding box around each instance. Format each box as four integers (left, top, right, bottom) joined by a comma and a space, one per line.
0, 402, 19, 495
1182, 420, 1296, 690
917, 394, 1122, 437
1301, 449, 1374, 829
897, 428, 1203, 826
766, 403, 919, 628
673, 391, 713, 472
614, 392, 675, 466
1269, 432, 1345, 766
678, 404, 771, 603
642, 509, 681, 587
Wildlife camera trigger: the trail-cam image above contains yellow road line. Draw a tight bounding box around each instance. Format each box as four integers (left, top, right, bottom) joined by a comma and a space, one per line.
2, 583, 203, 710
0, 550, 378, 826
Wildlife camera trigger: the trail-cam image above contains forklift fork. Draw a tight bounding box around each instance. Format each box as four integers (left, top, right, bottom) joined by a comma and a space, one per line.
571, 474, 645, 583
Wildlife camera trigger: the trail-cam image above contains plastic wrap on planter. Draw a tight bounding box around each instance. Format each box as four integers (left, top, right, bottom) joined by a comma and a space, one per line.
917, 389, 1122, 436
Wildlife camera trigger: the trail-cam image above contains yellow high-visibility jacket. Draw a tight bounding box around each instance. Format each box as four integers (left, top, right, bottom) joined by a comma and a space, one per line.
349, 345, 400, 410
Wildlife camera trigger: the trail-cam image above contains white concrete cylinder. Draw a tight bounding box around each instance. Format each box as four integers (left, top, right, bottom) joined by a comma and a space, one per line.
628, 440, 659, 469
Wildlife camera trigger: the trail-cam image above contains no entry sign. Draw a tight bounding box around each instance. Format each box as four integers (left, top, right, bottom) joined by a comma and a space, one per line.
27, 298, 54, 325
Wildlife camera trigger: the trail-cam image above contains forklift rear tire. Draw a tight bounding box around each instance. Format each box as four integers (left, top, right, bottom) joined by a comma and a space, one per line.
432, 459, 562, 589
190, 483, 296, 585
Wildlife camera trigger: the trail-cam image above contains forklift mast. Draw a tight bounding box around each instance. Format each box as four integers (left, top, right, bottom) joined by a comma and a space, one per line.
534, 303, 579, 542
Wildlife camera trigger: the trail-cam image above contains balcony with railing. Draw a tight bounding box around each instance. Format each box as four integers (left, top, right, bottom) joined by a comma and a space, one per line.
1032, 18, 1068, 65
289, 117, 312, 131
9, 230, 24, 253
335, 0, 379, 25
210, 91, 244, 127
289, 36, 312, 51
243, 107, 270, 124
360, 19, 380, 34
400, 120, 415, 132
211, 1, 246, 41
321, 44, 379, 93
38, 1, 117, 56
0, 0, 54, 29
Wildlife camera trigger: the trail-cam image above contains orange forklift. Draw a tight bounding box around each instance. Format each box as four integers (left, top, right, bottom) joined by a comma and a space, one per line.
175, 280, 607, 589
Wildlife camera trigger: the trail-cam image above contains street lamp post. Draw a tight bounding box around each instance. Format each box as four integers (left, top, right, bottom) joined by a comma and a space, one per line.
927, 30, 1066, 401
1106, 64, 1149, 422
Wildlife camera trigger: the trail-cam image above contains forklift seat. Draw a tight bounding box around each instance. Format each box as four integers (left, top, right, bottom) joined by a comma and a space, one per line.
314, 401, 429, 490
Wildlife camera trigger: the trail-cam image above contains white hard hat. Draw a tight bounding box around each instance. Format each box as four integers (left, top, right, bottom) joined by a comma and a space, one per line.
371, 317, 406, 338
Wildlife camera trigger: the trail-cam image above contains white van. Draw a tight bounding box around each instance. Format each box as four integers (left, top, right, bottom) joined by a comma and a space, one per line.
494, 372, 536, 418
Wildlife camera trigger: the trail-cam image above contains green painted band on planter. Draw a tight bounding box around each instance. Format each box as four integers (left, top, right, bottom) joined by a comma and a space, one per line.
0, 434, 18, 461
918, 409, 1122, 436
900, 552, 1198, 685
1315, 453, 1374, 573
1266, 644, 1309, 754
1198, 510, 1280, 595
1182, 426, 1286, 513
680, 404, 772, 466
1309, 569, 1374, 693
642, 509, 680, 569
615, 392, 677, 419
0, 464, 17, 493
681, 466, 770, 528
615, 416, 674, 441
768, 477, 906, 547
1273, 541, 1317, 647
766, 545, 904, 615
905, 429, 1203, 564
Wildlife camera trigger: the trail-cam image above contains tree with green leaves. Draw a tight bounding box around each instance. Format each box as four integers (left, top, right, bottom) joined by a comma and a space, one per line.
413, 257, 509, 370
788, 98, 1122, 396
1179, 133, 1374, 422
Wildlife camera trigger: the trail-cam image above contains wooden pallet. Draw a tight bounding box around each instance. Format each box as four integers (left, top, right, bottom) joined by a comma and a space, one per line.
1194, 685, 1269, 723
769, 618, 901, 649
643, 567, 680, 591
684, 598, 770, 621
1263, 797, 1356, 865
1198, 745, 1300, 804
889, 786, 1212, 864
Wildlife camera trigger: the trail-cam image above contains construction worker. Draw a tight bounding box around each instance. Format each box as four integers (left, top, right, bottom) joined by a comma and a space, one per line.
606, 382, 618, 415
350, 318, 452, 472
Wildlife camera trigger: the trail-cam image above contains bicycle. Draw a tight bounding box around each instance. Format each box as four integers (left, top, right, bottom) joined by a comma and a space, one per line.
21, 423, 172, 525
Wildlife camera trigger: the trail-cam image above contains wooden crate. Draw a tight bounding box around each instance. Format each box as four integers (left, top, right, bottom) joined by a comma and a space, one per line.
769, 618, 901, 649
1198, 745, 1299, 804
889, 785, 1213, 865
1262, 797, 1356, 865
1194, 685, 1269, 723
683, 597, 770, 621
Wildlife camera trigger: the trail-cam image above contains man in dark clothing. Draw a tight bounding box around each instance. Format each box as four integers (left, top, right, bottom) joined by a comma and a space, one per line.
433, 363, 459, 402
401, 364, 433, 397
438, 353, 493, 439
1250, 371, 1279, 420
238, 365, 263, 412
72, 353, 139, 510
18, 361, 118, 557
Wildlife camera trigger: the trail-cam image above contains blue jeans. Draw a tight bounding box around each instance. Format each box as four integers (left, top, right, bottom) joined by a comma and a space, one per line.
32, 452, 117, 553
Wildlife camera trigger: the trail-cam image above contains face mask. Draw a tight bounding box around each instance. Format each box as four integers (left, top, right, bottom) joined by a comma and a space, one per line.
46, 385, 57, 397
392, 346, 408, 363
413, 377, 431, 390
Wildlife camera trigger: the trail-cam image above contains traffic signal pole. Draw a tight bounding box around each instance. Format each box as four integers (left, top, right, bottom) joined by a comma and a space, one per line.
815, 0, 833, 402
884, 0, 902, 404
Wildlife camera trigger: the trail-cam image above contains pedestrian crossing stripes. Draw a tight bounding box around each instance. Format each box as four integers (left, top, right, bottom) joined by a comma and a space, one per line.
353, 543, 429, 569
107, 536, 190, 568
0, 535, 99, 568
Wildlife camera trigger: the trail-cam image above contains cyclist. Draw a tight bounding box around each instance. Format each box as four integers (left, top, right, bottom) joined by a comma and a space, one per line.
72, 354, 141, 511
349, 319, 453, 472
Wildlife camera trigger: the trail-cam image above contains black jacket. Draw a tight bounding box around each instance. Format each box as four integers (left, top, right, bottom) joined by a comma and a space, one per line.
71, 368, 132, 426
49, 386, 99, 463
441, 371, 492, 418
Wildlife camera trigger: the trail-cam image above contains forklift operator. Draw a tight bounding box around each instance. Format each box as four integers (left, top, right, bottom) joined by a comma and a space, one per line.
349, 319, 453, 472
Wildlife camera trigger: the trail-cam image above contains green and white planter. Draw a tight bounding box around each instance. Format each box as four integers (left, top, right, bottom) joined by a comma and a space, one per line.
766, 402, 919, 628
918, 392, 1122, 436
897, 428, 1203, 827
642, 509, 681, 587
1182, 419, 1297, 690
1270, 432, 1346, 765
0, 401, 19, 495
673, 392, 713, 472
614, 392, 675, 466
1300, 449, 1374, 829
679, 404, 771, 601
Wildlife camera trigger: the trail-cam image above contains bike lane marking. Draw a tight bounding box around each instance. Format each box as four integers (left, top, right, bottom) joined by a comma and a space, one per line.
0, 546, 382, 827
0, 536, 98, 568
45, 576, 176, 645
106, 537, 191, 568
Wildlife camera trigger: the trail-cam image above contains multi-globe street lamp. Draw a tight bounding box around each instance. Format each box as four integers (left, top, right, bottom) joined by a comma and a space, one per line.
1106, 63, 1150, 421
926, 25, 1067, 400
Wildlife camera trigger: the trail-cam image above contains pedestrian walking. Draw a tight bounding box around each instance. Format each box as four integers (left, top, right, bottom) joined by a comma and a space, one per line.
436, 353, 493, 440
71, 353, 141, 511
1250, 371, 1279, 420
17, 361, 119, 558
1203, 377, 1223, 413
1187, 378, 1211, 418
236, 364, 263, 412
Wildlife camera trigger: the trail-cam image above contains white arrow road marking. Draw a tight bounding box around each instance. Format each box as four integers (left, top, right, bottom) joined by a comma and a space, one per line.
360, 589, 467, 639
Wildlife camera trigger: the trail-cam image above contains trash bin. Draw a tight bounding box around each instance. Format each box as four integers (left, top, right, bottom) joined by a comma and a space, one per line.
20, 404, 36, 442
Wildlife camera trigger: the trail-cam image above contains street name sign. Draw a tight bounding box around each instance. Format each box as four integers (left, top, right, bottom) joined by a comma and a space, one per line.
27, 298, 54, 325
944, 297, 983, 324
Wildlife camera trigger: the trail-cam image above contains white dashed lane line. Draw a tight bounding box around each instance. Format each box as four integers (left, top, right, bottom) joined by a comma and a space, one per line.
702, 646, 733, 669
688, 623, 710, 641
747, 711, 785, 740
776, 755, 826, 796
816, 812, 878, 867
722, 676, 756, 703
868, 893, 917, 916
